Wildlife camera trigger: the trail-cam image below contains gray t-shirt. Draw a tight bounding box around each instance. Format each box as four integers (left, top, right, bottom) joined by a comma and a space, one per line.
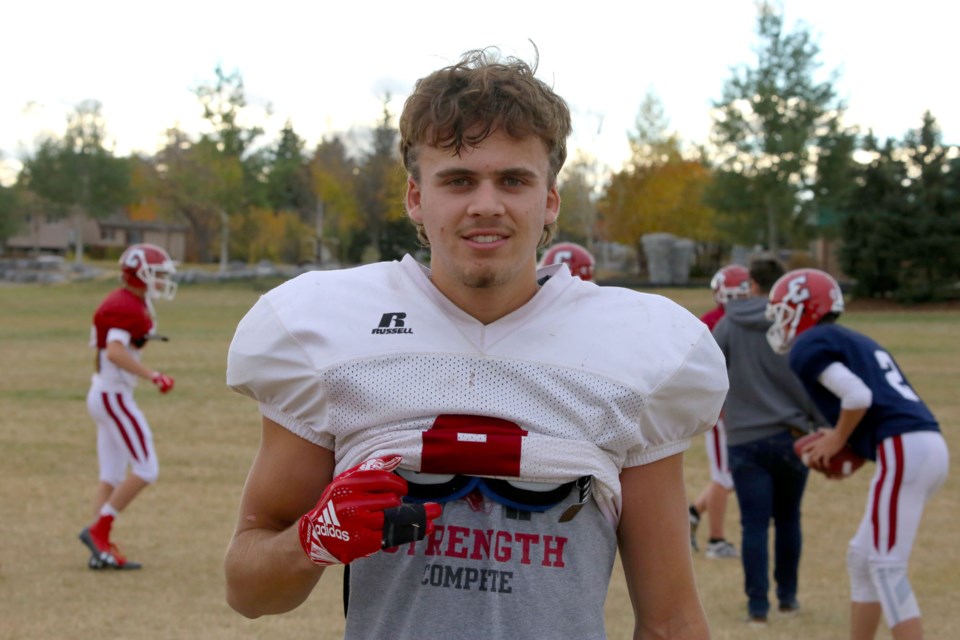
713, 296, 823, 445
345, 489, 617, 640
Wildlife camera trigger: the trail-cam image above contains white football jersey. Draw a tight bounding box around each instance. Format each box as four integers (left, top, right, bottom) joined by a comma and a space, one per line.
227, 255, 727, 523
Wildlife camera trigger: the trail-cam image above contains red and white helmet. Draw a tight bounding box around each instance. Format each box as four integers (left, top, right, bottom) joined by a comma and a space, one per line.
710, 264, 750, 305
765, 268, 844, 354
120, 243, 178, 303
539, 242, 595, 281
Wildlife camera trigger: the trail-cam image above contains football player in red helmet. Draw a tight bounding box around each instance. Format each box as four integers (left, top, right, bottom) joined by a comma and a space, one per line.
700, 264, 750, 330
711, 264, 750, 304
688, 264, 749, 557
765, 268, 843, 355
769, 269, 948, 639
538, 242, 595, 281
79, 243, 178, 570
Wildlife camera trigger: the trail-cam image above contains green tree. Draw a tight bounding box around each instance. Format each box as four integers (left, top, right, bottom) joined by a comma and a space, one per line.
152, 129, 244, 263
810, 123, 859, 238
195, 65, 264, 160
841, 114, 960, 301
557, 152, 600, 248
357, 98, 411, 262
265, 121, 314, 218
708, 2, 848, 252
310, 136, 362, 264
19, 100, 131, 262
838, 134, 906, 298
900, 112, 960, 300
193, 66, 268, 265
0, 183, 26, 247
230, 206, 314, 264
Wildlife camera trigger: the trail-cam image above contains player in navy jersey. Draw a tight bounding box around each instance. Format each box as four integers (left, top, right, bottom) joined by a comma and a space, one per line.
224, 47, 728, 639
767, 268, 949, 640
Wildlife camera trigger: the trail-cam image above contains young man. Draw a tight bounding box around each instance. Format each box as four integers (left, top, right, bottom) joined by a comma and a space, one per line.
768, 268, 949, 640
225, 48, 727, 639
689, 264, 749, 557
79, 243, 177, 570
711, 256, 823, 625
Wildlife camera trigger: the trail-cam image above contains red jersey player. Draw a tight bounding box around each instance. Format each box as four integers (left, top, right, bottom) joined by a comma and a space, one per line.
78, 243, 177, 570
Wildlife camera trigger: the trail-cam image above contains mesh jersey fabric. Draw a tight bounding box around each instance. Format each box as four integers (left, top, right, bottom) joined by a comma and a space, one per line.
226, 255, 727, 524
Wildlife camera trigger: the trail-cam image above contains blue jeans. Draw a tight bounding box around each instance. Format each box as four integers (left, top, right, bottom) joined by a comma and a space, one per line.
728, 430, 809, 618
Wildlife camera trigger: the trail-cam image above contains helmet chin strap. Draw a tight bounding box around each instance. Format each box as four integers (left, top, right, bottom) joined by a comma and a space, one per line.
145, 293, 157, 318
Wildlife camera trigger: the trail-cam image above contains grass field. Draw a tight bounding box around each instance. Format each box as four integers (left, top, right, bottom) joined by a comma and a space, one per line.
1, 271, 957, 639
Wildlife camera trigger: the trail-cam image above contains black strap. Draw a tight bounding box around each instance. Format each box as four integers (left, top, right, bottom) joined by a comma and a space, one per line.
479, 478, 577, 511
342, 564, 350, 617
382, 503, 431, 549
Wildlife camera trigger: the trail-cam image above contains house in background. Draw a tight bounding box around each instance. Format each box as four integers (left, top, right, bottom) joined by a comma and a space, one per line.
5, 212, 187, 262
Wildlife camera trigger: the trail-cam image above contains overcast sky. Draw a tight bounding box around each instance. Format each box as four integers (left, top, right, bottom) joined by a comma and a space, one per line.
3, 0, 957, 186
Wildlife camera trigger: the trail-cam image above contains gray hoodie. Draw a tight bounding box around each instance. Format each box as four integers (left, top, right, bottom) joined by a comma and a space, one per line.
712, 296, 823, 446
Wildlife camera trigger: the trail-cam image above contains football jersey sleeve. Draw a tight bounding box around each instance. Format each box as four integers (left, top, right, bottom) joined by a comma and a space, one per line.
105, 328, 133, 346
226, 294, 335, 449
622, 323, 728, 467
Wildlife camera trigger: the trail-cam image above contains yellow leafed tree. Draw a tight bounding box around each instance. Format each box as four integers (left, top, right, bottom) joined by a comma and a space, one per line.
598, 92, 719, 259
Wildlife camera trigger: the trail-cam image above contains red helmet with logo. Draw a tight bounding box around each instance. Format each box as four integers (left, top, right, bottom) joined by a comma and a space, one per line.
539, 242, 595, 281
765, 268, 844, 354
120, 243, 178, 302
710, 264, 750, 305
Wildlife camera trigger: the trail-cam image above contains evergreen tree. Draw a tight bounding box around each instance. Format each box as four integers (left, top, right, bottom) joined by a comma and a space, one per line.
0, 183, 25, 247
840, 114, 960, 301
708, 2, 849, 252
357, 98, 413, 261
838, 135, 906, 298
265, 121, 314, 218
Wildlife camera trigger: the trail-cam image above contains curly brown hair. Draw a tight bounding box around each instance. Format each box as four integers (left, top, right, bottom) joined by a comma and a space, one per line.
399, 46, 572, 249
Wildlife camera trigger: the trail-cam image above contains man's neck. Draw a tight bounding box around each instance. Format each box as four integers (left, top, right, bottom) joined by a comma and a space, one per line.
123, 284, 147, 300
431, 277, 540, 325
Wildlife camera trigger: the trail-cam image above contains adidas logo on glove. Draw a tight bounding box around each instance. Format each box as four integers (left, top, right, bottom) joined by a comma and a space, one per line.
312, 503, 350, 542
298, 455, 441, 566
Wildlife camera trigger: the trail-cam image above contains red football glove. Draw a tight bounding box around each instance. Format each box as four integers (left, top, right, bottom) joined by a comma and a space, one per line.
151, 372, 175, 394
298, 455, 442, 566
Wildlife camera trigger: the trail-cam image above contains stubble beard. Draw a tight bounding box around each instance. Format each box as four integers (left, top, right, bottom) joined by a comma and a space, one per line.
460, 263, 505, 289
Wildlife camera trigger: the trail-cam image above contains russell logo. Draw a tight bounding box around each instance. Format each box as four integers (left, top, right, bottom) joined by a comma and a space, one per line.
372, 312, 414, 335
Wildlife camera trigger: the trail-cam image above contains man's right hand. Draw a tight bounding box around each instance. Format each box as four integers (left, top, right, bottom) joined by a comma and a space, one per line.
298, 455, 441, 566
151, 372, 174, 393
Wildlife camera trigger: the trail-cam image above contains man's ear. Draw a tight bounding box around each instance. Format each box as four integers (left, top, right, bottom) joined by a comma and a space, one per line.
406, 176, 422, 222
545, 184, 560, 224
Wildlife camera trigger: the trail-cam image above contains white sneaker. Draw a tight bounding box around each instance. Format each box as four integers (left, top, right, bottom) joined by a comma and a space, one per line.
705, 539, 739, 559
